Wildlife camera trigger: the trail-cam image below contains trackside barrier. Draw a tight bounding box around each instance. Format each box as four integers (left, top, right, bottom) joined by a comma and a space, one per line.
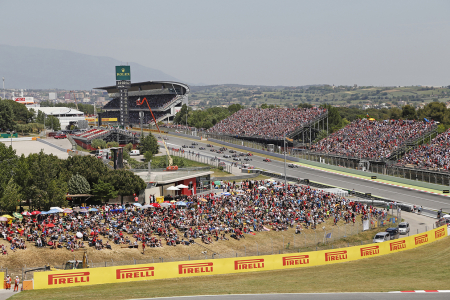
33, 226, 447, 290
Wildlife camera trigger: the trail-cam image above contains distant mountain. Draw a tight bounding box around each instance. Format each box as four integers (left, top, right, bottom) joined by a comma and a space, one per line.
0, 44, 180, 90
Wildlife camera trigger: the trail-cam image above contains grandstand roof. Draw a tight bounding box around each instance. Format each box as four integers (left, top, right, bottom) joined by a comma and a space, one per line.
36, 107, 84, 116
94, 81, 190, 95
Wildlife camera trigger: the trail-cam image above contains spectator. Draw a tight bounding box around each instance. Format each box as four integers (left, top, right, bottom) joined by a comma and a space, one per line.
310, 119, 436, 160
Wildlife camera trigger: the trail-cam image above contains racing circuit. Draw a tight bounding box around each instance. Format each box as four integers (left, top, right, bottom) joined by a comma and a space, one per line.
148, 132, 450, 214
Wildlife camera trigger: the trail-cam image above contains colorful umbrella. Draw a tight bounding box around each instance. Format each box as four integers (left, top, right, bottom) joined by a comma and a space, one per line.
0, 217, 8, 222
63, 208, 73, 214
150, 203, 161, 208
88, 208, 98, 212
49, 207, 64, 212
22, 211, 32, 216
31, 211, 41, 215
46, 223, 55, 228
2, 215, 13, 219
12, 212, 23, 219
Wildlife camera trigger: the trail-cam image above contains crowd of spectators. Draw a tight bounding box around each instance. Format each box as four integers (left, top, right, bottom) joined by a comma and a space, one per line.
0, 179, 387, 254
207, 107, 327, 139
397, 128, 450, 170
310, 119, 437, 160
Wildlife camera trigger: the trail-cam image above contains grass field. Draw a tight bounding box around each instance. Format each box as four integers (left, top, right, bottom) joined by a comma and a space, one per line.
11, 236, 450, 300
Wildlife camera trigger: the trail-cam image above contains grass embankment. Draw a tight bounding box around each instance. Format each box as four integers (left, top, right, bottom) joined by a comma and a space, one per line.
0, 218, 384, 274
12, 236, 450, 300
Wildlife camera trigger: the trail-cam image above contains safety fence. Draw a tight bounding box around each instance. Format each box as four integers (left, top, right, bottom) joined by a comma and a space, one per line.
301, 152, 450, 187
203, 133, 450, 189
32, 225, 448, 289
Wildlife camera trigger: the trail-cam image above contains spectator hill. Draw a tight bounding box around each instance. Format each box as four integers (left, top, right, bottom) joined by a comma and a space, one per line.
310, 119, 438, 162
96, 81, 189, 126
207, 107, 328, 145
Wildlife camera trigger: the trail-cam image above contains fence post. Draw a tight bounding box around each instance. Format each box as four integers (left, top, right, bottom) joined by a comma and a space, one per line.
293, 234, 295, 249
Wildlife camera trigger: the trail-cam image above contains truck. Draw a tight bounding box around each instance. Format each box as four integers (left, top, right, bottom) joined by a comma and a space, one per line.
96, 149, 111, 159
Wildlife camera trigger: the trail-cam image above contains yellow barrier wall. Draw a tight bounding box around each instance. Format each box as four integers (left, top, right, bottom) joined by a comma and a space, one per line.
34, 225, 448, 289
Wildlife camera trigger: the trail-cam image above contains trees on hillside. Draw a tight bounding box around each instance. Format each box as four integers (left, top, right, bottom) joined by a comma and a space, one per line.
91, 139, 107, 149
0, 100, 16, 130
417, 102, 450, 125
68, 174, 90, 195
64, 155, 108, 187
44, 115, 61, 131
402, 105, 417, 120
104, 169, 146, 205
139, 134, 159, 156
0, 178, 22, 213
0, 148, 147, 211
92, 180, 118, 204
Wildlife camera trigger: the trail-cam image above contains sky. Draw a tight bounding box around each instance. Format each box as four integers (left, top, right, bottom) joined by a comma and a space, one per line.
2, 0, 450, 86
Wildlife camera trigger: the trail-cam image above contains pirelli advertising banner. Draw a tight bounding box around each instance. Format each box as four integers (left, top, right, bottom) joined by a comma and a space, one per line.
34, 225, 448, 290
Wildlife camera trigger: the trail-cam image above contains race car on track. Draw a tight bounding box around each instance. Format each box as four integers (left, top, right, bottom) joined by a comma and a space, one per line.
263, 158, 271, 162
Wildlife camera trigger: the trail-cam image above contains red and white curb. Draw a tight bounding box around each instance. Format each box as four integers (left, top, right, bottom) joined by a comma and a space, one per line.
295, 162, 450, 198
390, 290, 450, 293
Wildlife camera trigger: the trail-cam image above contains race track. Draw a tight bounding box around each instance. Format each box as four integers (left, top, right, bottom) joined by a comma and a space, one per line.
155, 134, 450, 212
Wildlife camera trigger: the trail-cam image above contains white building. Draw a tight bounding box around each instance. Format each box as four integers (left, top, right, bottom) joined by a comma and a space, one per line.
34, 107, 85, 129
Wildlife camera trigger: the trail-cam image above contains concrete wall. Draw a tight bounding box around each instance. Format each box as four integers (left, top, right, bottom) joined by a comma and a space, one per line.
208, 138, 298, 161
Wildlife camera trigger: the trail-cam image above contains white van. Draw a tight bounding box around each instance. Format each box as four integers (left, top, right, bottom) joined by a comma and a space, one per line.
130, 150, 140, 156
96, 149, 111, 159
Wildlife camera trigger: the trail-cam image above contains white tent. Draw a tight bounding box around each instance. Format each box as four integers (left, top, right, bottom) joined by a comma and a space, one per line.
166, 186, 180, 191
176, 184, 189, 189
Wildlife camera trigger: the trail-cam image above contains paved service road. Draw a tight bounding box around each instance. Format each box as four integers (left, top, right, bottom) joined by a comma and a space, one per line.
141, 292, 450, 300
156, 134, 450, 212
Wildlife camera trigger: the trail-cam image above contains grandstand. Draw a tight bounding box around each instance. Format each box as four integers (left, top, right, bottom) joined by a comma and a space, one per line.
95, 81, 189, 126
309, 119, 438, 163
397, 128, 450, 169
71, 127, 140, 150
207, 107, 328, 146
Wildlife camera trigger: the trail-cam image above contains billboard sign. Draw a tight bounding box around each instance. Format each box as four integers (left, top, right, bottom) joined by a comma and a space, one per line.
14, 97, 34, 104
116, 80, 131, 89
32, 225, 449, 289
116, 66, 130, 81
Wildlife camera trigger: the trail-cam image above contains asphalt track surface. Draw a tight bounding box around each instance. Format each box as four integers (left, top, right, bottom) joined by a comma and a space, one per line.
137, 292, 450, 300
159, 134, 450, 212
